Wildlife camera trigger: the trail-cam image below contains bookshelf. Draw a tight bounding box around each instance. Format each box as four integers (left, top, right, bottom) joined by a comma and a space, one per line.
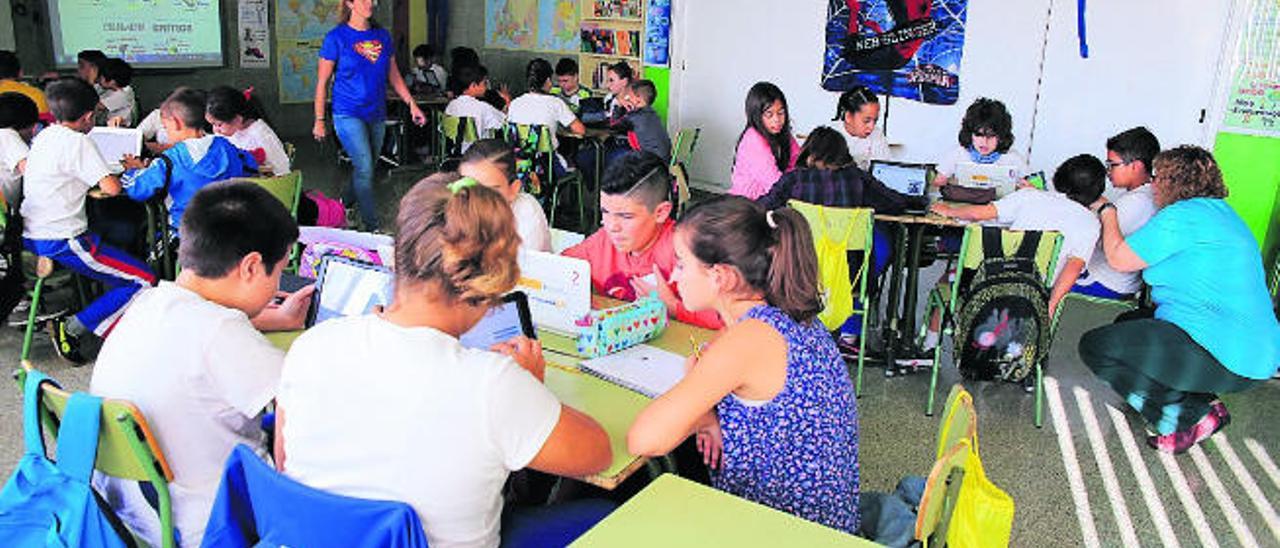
580, 0, 644, 93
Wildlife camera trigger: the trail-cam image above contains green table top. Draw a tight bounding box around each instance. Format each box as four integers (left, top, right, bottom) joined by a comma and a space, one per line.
572, 474, 881, 547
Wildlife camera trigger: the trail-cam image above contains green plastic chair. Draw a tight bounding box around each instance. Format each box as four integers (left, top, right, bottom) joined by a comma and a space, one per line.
670, 163, 692, 216
669, 127, 700, 168
935, 384, 977, 460
921, 224, 1063, 427
246, 171, 303, 217
15, 364, 177, 548
437, 114, 479, 169
915, 438, 971, 547
506, 123, 586, 232
788, 201, 875, 396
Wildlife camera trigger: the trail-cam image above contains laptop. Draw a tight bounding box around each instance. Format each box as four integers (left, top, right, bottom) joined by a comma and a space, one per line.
87, 127, 142, 173
579, 97, 608, 126
954, 162, 1020, 199
870, 160, 931, 198
307, 255, 394, 327
515, 250, 592, 334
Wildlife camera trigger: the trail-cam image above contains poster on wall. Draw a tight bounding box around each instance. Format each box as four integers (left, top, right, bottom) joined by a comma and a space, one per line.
1221, 0, 1280, 137
485, 0, 580, 53
821, 0, 969, 105
275, 0, 335, 103
239, 0, 271, 69
644, 0, 670, 67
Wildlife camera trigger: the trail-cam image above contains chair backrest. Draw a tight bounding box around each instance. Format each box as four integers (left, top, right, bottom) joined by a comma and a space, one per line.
284, 142, 297, 164
957, 224, 1063, 283
670, 163, 691, 215
247, 172, 304, 218
670, 127, 700, 167
916, 438, 972, 544
202, 444, 429, 547
440, 114, 480, 144
506, 123, 556, 155
787, 201, 875, 253
935, 384, 977, 460
14, 366, 174, 483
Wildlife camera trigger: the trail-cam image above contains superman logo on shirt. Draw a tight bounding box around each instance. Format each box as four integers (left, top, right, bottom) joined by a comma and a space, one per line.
353, 40, 383, 63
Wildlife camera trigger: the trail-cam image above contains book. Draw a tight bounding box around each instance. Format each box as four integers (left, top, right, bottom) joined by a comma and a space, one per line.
580, 344, 686, 398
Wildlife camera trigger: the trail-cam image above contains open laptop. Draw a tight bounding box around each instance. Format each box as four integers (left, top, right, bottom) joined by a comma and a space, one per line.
87, 127, 142, 173
579, 97, 609, 126
954, 162, 1020, 199
515, 249, 591, 335
870, 160, 931, 198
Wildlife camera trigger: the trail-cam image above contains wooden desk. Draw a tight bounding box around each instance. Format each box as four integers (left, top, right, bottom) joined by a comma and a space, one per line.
264, 299, 717, 491
572, 474, 879, 547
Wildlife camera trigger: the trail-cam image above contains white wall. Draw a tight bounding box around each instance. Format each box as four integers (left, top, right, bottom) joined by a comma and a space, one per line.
670, 0, 1231, 191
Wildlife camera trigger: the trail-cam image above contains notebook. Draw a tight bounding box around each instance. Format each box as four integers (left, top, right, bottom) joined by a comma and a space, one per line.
579, 344, 686, 398
87, 127, 142, 173
870, 160, 931, 197
515, 249, 591, 334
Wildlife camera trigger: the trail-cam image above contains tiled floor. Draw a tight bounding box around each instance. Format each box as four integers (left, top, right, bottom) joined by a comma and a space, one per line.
2, 144, 1278, 547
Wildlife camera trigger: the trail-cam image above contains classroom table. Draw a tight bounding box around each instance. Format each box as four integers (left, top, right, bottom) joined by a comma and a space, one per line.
571, 474, 880, 547
263, 297, 716, 490
872, 211, 968, 367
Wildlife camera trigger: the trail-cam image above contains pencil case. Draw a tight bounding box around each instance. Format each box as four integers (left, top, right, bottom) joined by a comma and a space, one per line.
576, 295, 668, 358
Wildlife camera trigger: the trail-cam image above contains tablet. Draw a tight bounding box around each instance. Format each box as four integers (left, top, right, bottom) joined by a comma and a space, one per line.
308, 255, 394, 327
459, 291, 537, 350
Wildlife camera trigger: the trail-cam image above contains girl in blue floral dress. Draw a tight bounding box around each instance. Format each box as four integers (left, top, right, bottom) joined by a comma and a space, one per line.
627, 195, 860, 533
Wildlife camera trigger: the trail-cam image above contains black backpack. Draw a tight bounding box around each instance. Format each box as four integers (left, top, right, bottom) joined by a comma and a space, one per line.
952, 227, 1051, 382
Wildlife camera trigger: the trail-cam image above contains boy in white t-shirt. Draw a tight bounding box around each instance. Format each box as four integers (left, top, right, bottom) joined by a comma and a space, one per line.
0, 92, 39, 204
21, 78, 155, 363
932, 154, 1106, 318
507, 59, 586, 177
92, 180, 313, 547
97, 58, 137, 127
444, 64, 507, 150
459, 139, 551, 251
1073, 127, 1160, 299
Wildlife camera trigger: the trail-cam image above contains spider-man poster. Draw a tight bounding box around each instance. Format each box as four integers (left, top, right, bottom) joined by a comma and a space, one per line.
822, 0, 968, 105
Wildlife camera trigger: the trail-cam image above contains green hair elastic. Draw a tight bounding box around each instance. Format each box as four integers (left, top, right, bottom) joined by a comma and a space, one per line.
448, 177, 479, 194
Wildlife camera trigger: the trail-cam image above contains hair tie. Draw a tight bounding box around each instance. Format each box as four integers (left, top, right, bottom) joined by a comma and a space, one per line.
243, 86, 254, 101
766, 210, 778, 229
449, 177, 479, 194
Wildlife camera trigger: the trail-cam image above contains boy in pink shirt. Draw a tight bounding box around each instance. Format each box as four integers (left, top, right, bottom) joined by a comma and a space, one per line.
564, 152, 723, 329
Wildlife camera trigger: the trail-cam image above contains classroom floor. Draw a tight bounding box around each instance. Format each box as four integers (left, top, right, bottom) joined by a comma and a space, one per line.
2, 144, 1278, 547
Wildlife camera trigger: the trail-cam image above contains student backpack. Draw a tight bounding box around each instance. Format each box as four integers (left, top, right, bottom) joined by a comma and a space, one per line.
0, 370, 132, 548
952, 227, 1051, 382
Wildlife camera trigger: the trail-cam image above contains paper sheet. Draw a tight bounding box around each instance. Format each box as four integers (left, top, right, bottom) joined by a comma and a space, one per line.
580, 344, 685, 398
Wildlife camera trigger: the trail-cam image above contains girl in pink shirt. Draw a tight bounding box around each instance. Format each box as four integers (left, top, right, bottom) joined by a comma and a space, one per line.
729, 82, 800, 200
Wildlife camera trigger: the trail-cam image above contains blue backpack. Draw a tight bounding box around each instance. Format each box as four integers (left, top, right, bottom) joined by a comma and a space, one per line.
0, 370, 131, 547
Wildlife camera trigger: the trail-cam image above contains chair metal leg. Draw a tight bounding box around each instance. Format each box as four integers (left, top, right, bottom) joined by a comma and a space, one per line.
926, 341, 943, 417
1034, 361, 1044, 428
21, 275, 46, 362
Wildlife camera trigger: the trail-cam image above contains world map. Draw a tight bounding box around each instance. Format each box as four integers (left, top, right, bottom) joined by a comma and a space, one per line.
487, 0, 580, 54
276, 0, 337, 103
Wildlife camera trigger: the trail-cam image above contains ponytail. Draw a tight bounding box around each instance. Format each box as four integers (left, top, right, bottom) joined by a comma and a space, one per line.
679, 196, 821, 323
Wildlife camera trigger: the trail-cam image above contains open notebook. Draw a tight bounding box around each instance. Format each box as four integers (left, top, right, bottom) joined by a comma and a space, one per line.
579, 344, 686, 398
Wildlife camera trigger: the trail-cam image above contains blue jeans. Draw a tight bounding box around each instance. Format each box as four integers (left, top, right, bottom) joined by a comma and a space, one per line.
333, 115, 386, 230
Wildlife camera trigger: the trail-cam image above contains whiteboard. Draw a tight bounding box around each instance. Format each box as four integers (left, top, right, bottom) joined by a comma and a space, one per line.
0, 0, 13, 51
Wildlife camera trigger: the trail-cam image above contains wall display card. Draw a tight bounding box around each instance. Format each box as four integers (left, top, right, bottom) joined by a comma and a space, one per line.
1222, 0, 1280, 137
239, 0, 271, 69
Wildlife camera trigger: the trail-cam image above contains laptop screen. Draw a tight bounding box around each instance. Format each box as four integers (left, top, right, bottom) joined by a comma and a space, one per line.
871, 161, 929, 197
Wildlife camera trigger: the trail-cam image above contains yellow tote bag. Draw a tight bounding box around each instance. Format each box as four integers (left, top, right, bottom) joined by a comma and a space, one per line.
946, 437, 1015, 547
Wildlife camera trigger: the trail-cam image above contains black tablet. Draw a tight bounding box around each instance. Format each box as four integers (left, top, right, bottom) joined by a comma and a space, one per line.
308, 255, 394, 327
459, 291, 537, 350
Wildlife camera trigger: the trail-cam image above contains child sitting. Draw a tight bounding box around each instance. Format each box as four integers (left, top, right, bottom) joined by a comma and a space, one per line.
551, 57, 592, 113
729, 82, 800, 200
444, 64, 507, 150
507, 58, 585, 177
933, 97, 1026, 188
576, 79, 671, 193
459, 139, 550, 251
627, 196, 861, 533
0, 92, 38, 204
92, 180, 312, 547
276, 173, 612, 546
931, 153, 1106, 318
756, 126, 915, 213
0, 50, 52, 124
563, 151, 722, 329
20, 77, 155, 363
829, 86, 890, 171
405, 43, 447, 93
97, 58, 137, 126
206, 86, 291, 175
1074, 126, 1160, 299
121, 88, 258, 230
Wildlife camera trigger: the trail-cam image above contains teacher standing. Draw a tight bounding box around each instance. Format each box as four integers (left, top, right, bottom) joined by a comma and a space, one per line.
313, 0, 426, 231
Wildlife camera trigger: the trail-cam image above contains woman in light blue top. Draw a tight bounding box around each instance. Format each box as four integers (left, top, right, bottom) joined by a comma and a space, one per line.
1081, 145, 1280, 454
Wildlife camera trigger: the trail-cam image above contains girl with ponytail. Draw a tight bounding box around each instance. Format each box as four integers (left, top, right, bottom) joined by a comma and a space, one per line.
627, 195, 861, 533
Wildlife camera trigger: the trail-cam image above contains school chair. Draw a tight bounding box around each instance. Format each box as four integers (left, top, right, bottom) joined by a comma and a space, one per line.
247, 171, 304, 217
141, 197, 176, 280
436, 114, 479, 170
788, 201, 875, 396
505, 123, 587, 232
201, 444, 429, 547
14, 363, 178, 548
1048, 287, 1145, 340
920, 225, 1062, 427
670, 163, 692, 217
669, 127, 700, 169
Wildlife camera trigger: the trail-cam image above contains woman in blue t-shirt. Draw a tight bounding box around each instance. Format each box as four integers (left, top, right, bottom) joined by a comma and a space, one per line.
312, 0, 426, 231
1081, 145, 1280, 454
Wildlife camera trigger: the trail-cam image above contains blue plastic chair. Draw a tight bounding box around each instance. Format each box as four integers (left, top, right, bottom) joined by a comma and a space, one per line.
200, 445, 429, 548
